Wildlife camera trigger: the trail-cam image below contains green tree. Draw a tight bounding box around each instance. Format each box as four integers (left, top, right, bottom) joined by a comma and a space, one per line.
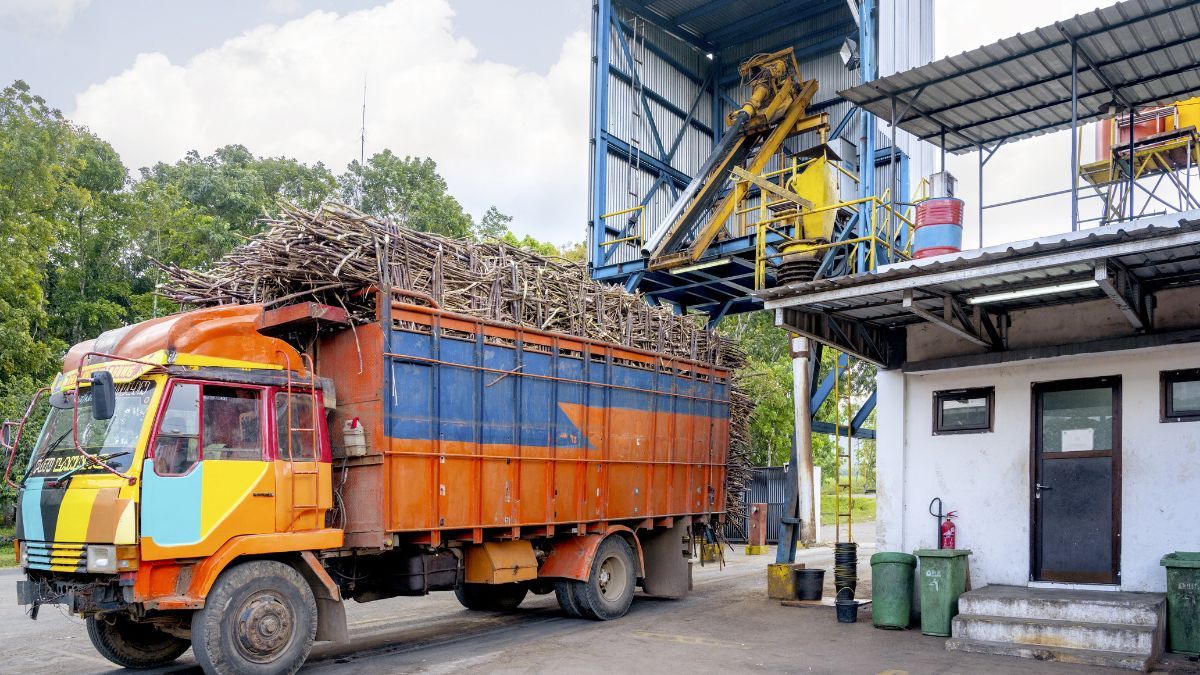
141, 144, 337, 245
339, 151, 472, 238
474, 205, 512, 241
0, 81, 74, 423
718, 310, 877, 486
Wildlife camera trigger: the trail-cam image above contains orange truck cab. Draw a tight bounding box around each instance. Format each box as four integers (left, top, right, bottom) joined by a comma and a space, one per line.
9, 298, 731, 674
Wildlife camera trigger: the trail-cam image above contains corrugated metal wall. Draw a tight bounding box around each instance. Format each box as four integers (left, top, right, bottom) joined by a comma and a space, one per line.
725, 466, 790, 544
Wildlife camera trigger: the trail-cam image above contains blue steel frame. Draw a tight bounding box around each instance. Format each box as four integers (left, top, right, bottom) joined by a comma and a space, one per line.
588, 1, 889, 559
589, 0, 901, 305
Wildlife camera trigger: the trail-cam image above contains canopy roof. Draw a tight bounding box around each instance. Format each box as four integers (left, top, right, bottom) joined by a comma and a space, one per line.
839, 0, 1200, 153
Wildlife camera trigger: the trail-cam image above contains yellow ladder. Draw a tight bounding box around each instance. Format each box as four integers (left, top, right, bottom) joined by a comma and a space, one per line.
833, 351, 855, 543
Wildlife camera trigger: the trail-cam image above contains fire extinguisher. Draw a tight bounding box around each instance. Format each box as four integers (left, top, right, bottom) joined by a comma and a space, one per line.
940, 511, 958, 550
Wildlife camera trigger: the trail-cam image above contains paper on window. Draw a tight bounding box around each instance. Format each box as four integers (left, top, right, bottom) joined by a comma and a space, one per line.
1061, 428, 1094, 452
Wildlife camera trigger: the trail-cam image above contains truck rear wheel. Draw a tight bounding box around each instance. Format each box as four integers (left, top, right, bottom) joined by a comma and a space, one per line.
554, 579, 585, 617
86, 613, 190, 669
191, 560, 317, 675
574, 535, 636, 621
455, 582, 528, 611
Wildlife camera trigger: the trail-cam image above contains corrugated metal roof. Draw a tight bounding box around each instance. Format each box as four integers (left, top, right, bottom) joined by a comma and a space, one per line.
636, 0, 855, 50
839, 0, 1200, 153
757, 209, 1200, 324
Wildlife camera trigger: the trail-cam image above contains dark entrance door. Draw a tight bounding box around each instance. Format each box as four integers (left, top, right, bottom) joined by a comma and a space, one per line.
1032, 376, 1121, 584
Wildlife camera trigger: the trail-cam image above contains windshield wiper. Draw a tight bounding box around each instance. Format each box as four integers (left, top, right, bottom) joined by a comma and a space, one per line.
47, 451, 130, 489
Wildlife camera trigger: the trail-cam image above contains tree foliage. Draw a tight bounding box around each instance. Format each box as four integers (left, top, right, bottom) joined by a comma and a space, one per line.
718, 310, 877, 485
0, 78, 614, 514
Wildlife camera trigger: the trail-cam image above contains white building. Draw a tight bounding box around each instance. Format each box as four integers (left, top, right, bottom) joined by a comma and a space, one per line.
760, 212, 1200, 668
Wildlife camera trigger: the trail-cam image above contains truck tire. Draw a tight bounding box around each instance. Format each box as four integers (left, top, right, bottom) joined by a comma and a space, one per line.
574, 535, 636, 621
86, 613, 190, 669
455, 583, 528, 611
554, 579, 585, 618
191, 560, 317, 675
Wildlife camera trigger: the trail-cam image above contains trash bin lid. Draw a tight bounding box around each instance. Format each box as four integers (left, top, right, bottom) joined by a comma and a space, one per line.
871, 552, 917, 566
914, 548, 973, 558
1161, 552, 1200, 568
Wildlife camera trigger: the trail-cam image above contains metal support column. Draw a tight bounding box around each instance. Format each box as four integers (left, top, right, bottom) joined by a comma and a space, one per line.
977, 145, 984, 247
857, 0, 877, 274
589, 0, 612, 267
1128, 106, 1136, 222
1070, 43, 1079, 230
792, 336, 816, 545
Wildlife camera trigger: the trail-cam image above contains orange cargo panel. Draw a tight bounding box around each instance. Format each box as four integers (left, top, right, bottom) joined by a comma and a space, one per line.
317, 302, 731, 548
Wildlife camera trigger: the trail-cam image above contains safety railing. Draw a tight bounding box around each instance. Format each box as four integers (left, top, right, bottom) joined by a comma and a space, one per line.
751, 193, 916, 289
597, 204, 646, 248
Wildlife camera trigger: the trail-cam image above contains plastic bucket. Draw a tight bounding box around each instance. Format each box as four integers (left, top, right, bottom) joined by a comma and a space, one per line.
835, 600, 859, 623
795, 568, 825, 601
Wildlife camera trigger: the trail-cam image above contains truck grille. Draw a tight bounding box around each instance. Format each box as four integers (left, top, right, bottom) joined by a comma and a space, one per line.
24, 541, 87, 573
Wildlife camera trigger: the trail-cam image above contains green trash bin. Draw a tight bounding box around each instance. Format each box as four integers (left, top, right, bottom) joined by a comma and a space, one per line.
1161, 552, 1200, 655
871, 552, 916, 629
914, 549, 972, 637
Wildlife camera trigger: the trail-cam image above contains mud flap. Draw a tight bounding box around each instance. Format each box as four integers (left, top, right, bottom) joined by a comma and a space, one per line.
297, 551, 349, 643
638, 519, 690, 598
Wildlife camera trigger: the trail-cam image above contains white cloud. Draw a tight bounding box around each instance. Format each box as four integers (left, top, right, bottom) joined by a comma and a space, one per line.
71, 0, 590, 244
0, 0, 91, 31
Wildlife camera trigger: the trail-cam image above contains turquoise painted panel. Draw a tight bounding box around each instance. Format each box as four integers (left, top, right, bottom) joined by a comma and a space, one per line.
20, 478, 45, 542
140, 459, 203, 546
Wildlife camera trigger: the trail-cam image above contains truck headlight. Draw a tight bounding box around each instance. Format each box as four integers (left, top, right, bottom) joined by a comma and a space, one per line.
18, 541, 27, 569
86, 545, 117, 574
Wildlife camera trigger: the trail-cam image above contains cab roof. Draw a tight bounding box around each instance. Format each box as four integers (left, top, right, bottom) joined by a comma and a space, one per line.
63, 304, 304, 375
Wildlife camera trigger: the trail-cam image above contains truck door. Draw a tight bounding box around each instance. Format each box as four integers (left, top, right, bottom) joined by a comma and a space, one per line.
271, 389, 328, 532
141, 382, 276, 559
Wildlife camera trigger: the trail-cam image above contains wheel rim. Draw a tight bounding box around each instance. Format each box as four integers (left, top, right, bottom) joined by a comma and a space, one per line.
234, 590, 295, 664
597, 554, 628, 602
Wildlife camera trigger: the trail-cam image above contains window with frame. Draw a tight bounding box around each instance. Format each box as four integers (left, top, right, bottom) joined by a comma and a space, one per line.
274, 392, 318, 461
153, 383, 263, 475
933, 387, 994, 434
1162, 369, 1200, 422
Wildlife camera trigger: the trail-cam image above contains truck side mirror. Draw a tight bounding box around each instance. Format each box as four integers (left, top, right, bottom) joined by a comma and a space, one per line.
91, 371, 116, 421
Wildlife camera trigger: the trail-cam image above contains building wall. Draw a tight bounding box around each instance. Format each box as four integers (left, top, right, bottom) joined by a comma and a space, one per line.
877, 341, 1200, 592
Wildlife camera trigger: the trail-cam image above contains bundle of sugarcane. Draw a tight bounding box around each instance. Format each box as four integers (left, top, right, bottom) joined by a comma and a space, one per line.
157, 201, 753, 517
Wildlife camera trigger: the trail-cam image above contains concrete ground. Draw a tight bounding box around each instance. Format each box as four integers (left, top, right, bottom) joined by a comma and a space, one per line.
0, 539, 1193, 674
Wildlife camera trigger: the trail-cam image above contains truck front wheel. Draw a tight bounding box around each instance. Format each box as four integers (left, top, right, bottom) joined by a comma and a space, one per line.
86, 613, 190, 669
191, 560, 317, 675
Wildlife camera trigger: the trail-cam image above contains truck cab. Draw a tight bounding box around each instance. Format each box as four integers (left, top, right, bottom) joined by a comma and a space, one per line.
11, 305, 344, 673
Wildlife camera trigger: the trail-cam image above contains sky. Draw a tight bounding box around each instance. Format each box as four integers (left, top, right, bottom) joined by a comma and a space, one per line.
0, 0, 1112, 247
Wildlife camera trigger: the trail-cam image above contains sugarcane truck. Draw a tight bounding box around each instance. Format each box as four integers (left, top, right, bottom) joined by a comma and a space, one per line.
4, 293, 732, 674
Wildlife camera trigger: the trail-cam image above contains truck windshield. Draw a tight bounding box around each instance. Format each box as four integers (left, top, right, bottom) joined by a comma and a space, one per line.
25, 380, 156, 480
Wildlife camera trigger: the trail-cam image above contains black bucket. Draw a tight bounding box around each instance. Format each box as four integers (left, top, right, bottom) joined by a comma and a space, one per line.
795, 568, 825, 601
835, 600, 859, 623
833, 542, 859, 602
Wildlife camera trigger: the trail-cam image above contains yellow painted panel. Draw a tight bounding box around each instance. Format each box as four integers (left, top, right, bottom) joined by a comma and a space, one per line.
114, 500, 136, 545
200, 461, 271, 533
54, 488, 99, 542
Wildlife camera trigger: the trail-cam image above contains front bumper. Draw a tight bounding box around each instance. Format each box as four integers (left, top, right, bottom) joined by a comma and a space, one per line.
17, 573, 129, 616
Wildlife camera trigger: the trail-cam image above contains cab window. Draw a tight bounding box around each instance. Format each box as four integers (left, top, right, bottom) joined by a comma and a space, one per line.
274, 392, 317, 461
153, 383, 263, 475
154, 383, 200, 475
203, 386, 262, 461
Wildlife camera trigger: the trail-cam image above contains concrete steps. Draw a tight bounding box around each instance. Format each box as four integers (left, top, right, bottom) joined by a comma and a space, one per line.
945, 585, 1166, 672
